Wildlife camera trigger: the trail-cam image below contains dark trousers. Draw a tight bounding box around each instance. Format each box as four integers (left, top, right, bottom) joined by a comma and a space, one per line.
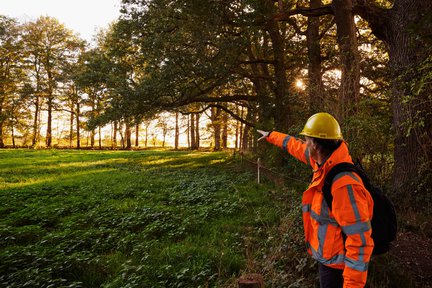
319, 263, 343, 288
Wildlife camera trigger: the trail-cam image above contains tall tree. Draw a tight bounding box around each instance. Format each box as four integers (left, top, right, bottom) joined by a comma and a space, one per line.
22, 16, 83, 147
0, 16, 26, 147
306, 0, 326, 113
353, 0, 432, 200
278, 0, 431, 201
73, 48, 110, 148
174, 112, 179, 149
333, 0, 361, 120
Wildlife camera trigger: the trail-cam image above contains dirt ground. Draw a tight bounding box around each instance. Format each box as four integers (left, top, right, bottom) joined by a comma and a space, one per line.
391, 231, 432, 287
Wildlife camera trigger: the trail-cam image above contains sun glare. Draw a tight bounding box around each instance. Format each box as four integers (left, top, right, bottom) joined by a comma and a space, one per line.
295, 79, 305, 90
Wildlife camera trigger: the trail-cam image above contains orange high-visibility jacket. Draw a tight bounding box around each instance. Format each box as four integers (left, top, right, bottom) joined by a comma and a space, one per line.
267, 131, 374, 288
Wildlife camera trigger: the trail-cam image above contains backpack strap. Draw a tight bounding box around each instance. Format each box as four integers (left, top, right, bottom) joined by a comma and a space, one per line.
322, 162, 368, 211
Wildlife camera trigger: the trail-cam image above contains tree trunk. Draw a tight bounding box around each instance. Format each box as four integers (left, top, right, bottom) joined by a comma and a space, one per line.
118, 122, 124, 149
113, 121, 118, 149
190, 113, 196, 150
386, 1, 432, 198
69, 110, 74, 148
242, 108, 252, 152
135, 123, 139, 147
11, 125, 15, 148
144, 123, 148, 148
125, 120, 132, 149
90, 130, 95, 148
195, 112, 200, 148
32, 93, 39, 147
239, 107, 244, 151
98, 126, 102, 149
76, 100, 80, 149
332, 0, 360, 121
307, 0, 325, 113
175, 112, 179, 149
46, 96, 53, 148
354, 0, 432, 201
235, 106, 240, 150
266, 14, 290, 130
186, 115, 190, 149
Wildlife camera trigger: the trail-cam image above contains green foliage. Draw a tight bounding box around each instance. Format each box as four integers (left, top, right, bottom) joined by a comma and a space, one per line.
343, 97, 393, 186
119, 0, 253, 115
0, 150, 417, 287
396, 52, 432, 213
0, 149, 293, 287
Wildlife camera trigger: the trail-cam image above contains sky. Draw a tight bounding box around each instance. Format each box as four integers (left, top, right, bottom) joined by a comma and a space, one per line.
0, 0, 122, 43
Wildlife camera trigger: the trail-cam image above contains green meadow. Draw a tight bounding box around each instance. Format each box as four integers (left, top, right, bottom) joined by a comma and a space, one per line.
0, 149, 411, 287
0, 149, 310, 287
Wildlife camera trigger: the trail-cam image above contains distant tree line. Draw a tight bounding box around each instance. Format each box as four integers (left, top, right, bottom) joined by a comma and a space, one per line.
1, 0, 431, 211
0, 15, 242, 151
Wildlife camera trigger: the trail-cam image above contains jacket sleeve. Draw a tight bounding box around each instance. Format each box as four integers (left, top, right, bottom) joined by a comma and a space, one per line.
266, 131, 313, 167
331, 175, 374, 288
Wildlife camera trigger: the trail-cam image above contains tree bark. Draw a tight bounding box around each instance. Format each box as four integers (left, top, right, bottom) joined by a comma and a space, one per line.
190, 113, 196, 149
186, 115, 190, 149
76, 100, 80, 149
46, 96, 52, 147
11, 125, 15, 148
175, 112, 179, 149
239, 107, 244, 151
45, 69, 55, 148
113, 121, 118, 149
265, 15, 291, 130
135, 123, 140, 147
69, 110, 74, 148
332, 0, 360, 121
307, 0, 325, 113
354, 0, 432, 198
125, 120, 132, 149
98, 126, 102, 149
222, 110, 228, 149
386, 1, 432, 197
32, 91, 40, 147
242, 108, 253, 152
90, 129, 95, 148
195, 112, 200, 148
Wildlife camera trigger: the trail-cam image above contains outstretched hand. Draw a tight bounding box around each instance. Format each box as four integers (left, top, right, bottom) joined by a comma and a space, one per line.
257, 130, 270, 141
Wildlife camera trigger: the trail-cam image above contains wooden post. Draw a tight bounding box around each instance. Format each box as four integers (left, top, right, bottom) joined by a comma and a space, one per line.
238, 274, 264, 288
257, 158, 261, 184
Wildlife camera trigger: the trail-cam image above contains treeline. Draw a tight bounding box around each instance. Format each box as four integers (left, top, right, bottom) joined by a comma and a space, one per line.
0, 15, 257, 151
1, 1, 432, 212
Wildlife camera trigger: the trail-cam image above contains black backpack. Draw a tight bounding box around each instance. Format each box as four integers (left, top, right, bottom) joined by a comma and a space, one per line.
322, 162, 397, 255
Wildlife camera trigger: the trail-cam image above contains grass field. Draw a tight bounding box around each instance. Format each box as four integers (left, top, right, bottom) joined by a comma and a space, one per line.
1, 149, 411, 288
0, 149, 312, 287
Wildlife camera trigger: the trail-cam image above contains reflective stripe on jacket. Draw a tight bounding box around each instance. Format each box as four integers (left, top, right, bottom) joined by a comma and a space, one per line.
267, 131, 374, 288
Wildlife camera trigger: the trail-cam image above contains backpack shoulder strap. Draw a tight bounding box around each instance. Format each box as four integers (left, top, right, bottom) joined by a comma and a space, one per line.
322, 162, 363, 211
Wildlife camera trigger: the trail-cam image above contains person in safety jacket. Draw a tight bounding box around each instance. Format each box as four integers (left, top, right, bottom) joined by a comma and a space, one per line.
257, 112, 374, 288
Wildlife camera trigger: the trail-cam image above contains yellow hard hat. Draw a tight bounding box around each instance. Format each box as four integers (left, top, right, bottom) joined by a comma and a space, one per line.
299, 112, 343, 140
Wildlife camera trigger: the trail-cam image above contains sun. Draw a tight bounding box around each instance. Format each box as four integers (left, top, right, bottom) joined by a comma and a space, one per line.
295, 79, 305, 90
